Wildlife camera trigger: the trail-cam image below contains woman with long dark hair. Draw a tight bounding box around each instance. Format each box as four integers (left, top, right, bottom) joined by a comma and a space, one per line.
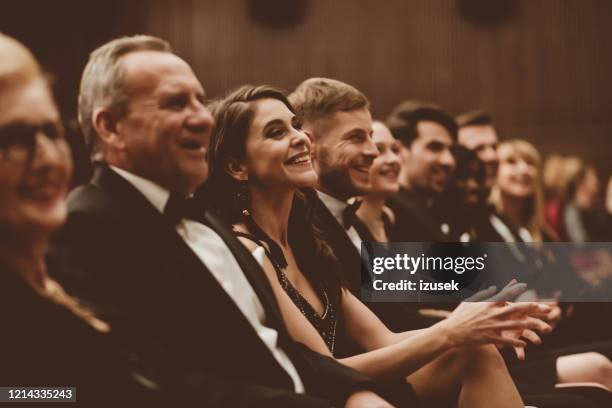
205, 84, 556, 408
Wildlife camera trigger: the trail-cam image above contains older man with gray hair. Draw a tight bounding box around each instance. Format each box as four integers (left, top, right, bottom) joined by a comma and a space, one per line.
52, 35, 391, 408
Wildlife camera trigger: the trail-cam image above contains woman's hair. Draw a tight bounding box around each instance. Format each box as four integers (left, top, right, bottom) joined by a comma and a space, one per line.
490, 139, 546, 242
205, 85, 294, 223
562, 156, 592, 202
204, 85, 344, 298
0, 33, 40, 90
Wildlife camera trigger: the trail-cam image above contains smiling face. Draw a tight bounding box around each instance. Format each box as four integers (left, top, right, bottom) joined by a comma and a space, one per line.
456, 159, 487, 206
242, 98, 318, 191
0, 78, 72, 236
109, 51, 214, 195
400, 120, 456, 195
307, 107, 377, 200
368, 122, 400, 197
497, 146, 538, 199
458, 124, 499, 190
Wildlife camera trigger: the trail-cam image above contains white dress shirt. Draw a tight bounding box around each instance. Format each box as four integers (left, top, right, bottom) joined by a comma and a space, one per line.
110, 166, 305, 393
317, 190, 362, 250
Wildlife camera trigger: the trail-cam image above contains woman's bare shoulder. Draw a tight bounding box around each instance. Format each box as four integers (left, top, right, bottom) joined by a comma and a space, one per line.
232, 223, 270, 252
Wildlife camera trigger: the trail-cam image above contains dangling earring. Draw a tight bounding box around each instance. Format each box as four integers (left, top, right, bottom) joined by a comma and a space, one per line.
237, 179, 251, 217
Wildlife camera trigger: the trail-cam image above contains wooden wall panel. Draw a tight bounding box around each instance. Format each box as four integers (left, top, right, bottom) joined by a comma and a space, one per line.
3, 0, 611, 174
139, 0, 612, 173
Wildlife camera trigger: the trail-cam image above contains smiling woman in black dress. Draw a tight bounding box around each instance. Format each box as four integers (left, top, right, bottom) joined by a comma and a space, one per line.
204, 84, 560, 408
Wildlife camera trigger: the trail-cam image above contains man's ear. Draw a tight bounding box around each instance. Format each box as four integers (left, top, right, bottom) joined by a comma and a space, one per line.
224, 157, 248, 181
92, 108, 125, 149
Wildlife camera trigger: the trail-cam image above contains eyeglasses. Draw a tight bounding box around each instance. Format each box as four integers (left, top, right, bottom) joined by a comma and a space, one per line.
0, 121, 65, 163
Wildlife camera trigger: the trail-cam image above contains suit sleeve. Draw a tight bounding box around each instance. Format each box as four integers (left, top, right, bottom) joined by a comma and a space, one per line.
50, 212, 339, 407
49, 208, 137, 320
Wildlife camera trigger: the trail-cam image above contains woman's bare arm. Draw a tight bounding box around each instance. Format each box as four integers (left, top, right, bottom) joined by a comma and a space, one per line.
338, 291, 552, 380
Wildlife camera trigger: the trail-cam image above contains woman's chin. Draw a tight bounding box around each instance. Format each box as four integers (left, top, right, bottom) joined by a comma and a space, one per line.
370, 182, 399, 197
290, 173, 318, 188
504, 187, 534, 199
22, 203, 67, 232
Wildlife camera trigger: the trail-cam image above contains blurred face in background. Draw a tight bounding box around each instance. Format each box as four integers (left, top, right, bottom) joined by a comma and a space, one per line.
454, 158, 487, 207
400, 120, 455, 195
0, 78, 72, 237
496, 145, 538, 199
368, 122, 400, 197
458, 124, 498, 191
576, 166, 601, 209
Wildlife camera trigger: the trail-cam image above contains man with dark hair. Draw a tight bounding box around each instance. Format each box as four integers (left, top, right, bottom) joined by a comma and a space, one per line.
456, 109, 499, 192
51, 37, 391, 408
386, 100, 457, 242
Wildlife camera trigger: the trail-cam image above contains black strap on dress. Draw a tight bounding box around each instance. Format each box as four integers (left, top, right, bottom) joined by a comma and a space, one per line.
235, 230, 339, 354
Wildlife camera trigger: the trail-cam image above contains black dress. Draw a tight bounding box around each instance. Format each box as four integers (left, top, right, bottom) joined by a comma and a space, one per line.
234, 232, 420, 407
236, 232, 340, 354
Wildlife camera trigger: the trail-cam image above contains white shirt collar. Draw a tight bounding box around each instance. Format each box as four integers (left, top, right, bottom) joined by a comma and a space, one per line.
110, 166, 170, 214
316, 190, 348, 225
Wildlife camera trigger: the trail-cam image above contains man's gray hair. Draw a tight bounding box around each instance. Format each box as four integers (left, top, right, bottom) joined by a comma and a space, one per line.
78, 35, 171, 158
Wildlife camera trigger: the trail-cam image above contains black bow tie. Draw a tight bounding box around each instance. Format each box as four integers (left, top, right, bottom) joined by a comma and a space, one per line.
342, 200, 361, 230
163, 193, 203, 225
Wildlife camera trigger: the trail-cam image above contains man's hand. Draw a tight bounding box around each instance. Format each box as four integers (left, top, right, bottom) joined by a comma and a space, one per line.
501, 327, 543, 360
536, 300, 562, 330
345, 390, 394, 408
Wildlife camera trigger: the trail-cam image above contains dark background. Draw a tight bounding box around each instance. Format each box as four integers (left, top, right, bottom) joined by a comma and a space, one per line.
2, 0, 611, 179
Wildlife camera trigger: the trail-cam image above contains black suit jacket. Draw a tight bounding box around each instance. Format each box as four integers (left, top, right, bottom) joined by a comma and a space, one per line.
311, 194, 364, 294
50, 164, 371, 408
311, 193, 435, 334
387, 187, 449, 243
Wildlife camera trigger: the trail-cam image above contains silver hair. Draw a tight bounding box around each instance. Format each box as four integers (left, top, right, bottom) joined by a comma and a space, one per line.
77, 35, 171, 158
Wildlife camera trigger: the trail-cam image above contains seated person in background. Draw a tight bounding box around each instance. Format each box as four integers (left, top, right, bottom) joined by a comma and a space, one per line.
542, 154, 569, 240
386, 101, 457, 242
490, 139, 559, 243
205, 84, 557, 408
447, 138, 612, 393
455, 109, 499, 195
352, 121, 401, 243
562, 158, 611, 243
50, 35, 390, 408
443, 144, 496, 242
0, 33, 174, 406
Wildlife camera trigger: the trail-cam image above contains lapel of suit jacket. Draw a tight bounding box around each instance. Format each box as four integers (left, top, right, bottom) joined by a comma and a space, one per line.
91, 164, 224, 282
93, 164, 289, 336
313, 196, 366, 292
202, 211, 286, 331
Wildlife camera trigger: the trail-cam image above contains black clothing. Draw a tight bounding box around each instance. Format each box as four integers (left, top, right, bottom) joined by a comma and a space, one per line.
0, 264, 168, 407
236, 232, 340, 354
50, 164, 376, 408
312, 194, 365, 293
233, 232, 419, 407
387, 187, 449, 242
351, 210, 393, 243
